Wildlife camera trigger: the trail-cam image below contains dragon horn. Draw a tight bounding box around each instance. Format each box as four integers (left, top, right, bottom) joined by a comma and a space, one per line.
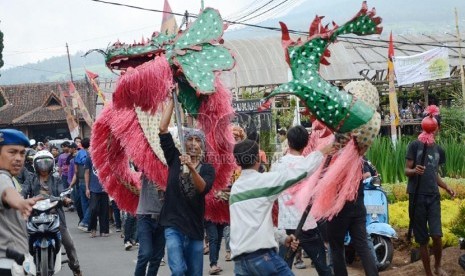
279, 21, 293, 66
309, 15, 324, 36
280, 21, 291, 43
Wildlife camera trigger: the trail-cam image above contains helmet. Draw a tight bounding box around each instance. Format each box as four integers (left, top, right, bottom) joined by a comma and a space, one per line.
33, 150, 54, 173
26, 149, 37, 162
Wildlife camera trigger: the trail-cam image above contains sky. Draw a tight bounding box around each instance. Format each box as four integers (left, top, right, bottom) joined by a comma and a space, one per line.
1, 0, 464, 69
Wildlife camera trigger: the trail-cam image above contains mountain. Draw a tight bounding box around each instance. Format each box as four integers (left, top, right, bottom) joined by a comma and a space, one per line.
1, 0, 463, 85
0, 51, 115, 85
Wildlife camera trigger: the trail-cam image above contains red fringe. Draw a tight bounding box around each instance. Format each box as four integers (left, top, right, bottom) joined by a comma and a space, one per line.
108, 107, 169, 189
418, 132, 435, 145
198, 77, 236, 224
90, 105, 141, 214
288, 140, 363, 221
113, 56, 173, 112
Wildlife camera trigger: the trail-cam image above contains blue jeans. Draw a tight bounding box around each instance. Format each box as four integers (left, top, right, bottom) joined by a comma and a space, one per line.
223, 225, 231, 252
234, 248, 294, 276
61, 175, 69, 189
205, 221, 226, 267
165, 227, 203, 276
134, 215, 165, 276
79, 182, 90, 226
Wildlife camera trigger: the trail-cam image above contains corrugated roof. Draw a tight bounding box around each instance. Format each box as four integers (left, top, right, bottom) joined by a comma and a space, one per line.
219, 31, 465, 87
0, 80, 96, 126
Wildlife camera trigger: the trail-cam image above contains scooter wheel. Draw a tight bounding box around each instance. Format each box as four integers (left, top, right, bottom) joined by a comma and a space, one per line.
373, 235, 394, 271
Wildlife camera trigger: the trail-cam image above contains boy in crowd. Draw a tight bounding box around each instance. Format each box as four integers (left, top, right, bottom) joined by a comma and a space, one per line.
229, 130, 333, 275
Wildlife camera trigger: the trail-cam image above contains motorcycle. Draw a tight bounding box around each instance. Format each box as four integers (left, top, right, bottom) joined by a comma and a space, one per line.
27, 188, 72, 276
0, 247, 36, 276
344, 176, 397, 271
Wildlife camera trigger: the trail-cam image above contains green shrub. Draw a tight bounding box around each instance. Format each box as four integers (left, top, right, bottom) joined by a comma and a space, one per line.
450, 203, 465, 239
366, 136, 465, 183
389, 199, 462, 247
383, 178, 465, 203
366, 137, 409, 184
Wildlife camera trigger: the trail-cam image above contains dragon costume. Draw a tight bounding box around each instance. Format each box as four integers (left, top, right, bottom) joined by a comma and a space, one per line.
90, 8, 236, 223
267, 1, 384, 220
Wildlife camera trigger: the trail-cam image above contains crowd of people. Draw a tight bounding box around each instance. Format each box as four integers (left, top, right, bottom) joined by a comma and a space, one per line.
0, 98, 456, 276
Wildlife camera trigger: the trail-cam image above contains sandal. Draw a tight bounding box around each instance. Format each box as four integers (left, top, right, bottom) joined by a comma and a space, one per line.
208, 265, 221, 275
90, 230, 97, 238
101, 233, 110, 237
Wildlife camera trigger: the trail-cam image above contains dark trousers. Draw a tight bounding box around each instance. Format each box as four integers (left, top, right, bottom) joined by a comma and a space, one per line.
278, 229, 332, 276
71, 183, 83, 223
88, 192, 110, 234
134, 215, 165, 276
111, 200, 122, 229
124, 213, 137, 243
205, 221, 226, 267
60, 224, 79, 271
327, 211, 378, 276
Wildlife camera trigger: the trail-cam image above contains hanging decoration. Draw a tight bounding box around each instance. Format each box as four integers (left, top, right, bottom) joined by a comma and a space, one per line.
267, 1, 384, 220
88, 7, 236, 223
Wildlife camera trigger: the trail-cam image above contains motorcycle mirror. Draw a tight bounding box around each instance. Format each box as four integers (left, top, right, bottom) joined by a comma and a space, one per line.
60, 188, 73, 197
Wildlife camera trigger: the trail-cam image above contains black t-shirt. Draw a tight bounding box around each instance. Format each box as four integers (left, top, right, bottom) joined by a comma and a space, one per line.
159, 132, 215, 240
336, 159, 371, 217
406, 140, 445, 195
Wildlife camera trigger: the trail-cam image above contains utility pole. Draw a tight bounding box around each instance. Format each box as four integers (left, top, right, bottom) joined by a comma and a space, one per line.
455, 8, 465, 107
66, 43, 74, 83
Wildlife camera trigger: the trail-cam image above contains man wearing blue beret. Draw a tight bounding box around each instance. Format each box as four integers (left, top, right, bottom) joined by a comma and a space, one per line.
0, 129, 40, 266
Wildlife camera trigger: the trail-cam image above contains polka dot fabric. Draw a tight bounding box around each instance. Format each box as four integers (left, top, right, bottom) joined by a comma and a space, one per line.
175, 44, 234, 94
174, 8, 224, 50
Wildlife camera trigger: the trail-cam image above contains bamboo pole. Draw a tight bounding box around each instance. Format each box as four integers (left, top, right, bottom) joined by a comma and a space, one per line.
455, 8, 465, 107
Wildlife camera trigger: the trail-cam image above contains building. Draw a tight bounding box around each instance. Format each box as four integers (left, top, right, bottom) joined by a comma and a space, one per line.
0, 80, 96, 141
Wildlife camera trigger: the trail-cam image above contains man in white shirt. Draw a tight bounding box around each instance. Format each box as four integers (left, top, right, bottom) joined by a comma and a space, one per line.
229, 129, 333, 276
273, 126, 332, 275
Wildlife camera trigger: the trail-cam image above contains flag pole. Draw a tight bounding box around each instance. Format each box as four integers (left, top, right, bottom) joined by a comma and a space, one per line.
66, 43, 74, 83
455, 8, 465, 109
388, 32, 399, 145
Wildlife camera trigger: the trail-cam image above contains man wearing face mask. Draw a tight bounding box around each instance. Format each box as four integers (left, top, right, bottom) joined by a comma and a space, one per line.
158, 97, 215, 276
21, 150, 82, 276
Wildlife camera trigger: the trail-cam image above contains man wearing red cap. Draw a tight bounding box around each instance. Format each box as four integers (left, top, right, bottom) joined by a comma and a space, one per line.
405, 106, 455, 276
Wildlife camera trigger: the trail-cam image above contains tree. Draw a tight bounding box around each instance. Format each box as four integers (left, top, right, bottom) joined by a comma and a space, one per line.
0, 28, 3, 71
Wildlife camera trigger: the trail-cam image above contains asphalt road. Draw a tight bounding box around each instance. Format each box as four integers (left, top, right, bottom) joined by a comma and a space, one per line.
56, 211, 363, 276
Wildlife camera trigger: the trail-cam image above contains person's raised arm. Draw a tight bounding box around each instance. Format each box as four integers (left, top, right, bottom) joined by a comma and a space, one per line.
159, 98, 174, 134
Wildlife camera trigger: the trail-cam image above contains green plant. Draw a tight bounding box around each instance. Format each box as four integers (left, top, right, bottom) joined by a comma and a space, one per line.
366, 137, 409, 183
450, 203, 465, 239
0, 28, 3, 71
439, 106, 465, 141
438, 138, 465, 178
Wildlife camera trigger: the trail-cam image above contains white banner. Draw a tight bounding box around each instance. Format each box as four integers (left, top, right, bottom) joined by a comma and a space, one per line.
393, 47, 450, 86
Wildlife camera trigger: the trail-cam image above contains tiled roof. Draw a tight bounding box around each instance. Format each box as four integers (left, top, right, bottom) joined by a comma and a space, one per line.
0, 80, 96, 126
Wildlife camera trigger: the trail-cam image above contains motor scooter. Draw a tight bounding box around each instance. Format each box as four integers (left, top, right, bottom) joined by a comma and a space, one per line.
27, 188, 72, 276
344, 177, 397, 271
0, 247, 36, 276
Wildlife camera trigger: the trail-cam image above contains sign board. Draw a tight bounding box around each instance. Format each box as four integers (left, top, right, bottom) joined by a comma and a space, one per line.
232, 99, 272, 132
393, 47, 450, 86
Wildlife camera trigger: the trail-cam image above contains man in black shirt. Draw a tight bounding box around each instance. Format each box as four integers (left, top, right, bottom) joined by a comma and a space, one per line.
326, 158, 379, 276
158, 97, 215, 276
405, 135, 455, 276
